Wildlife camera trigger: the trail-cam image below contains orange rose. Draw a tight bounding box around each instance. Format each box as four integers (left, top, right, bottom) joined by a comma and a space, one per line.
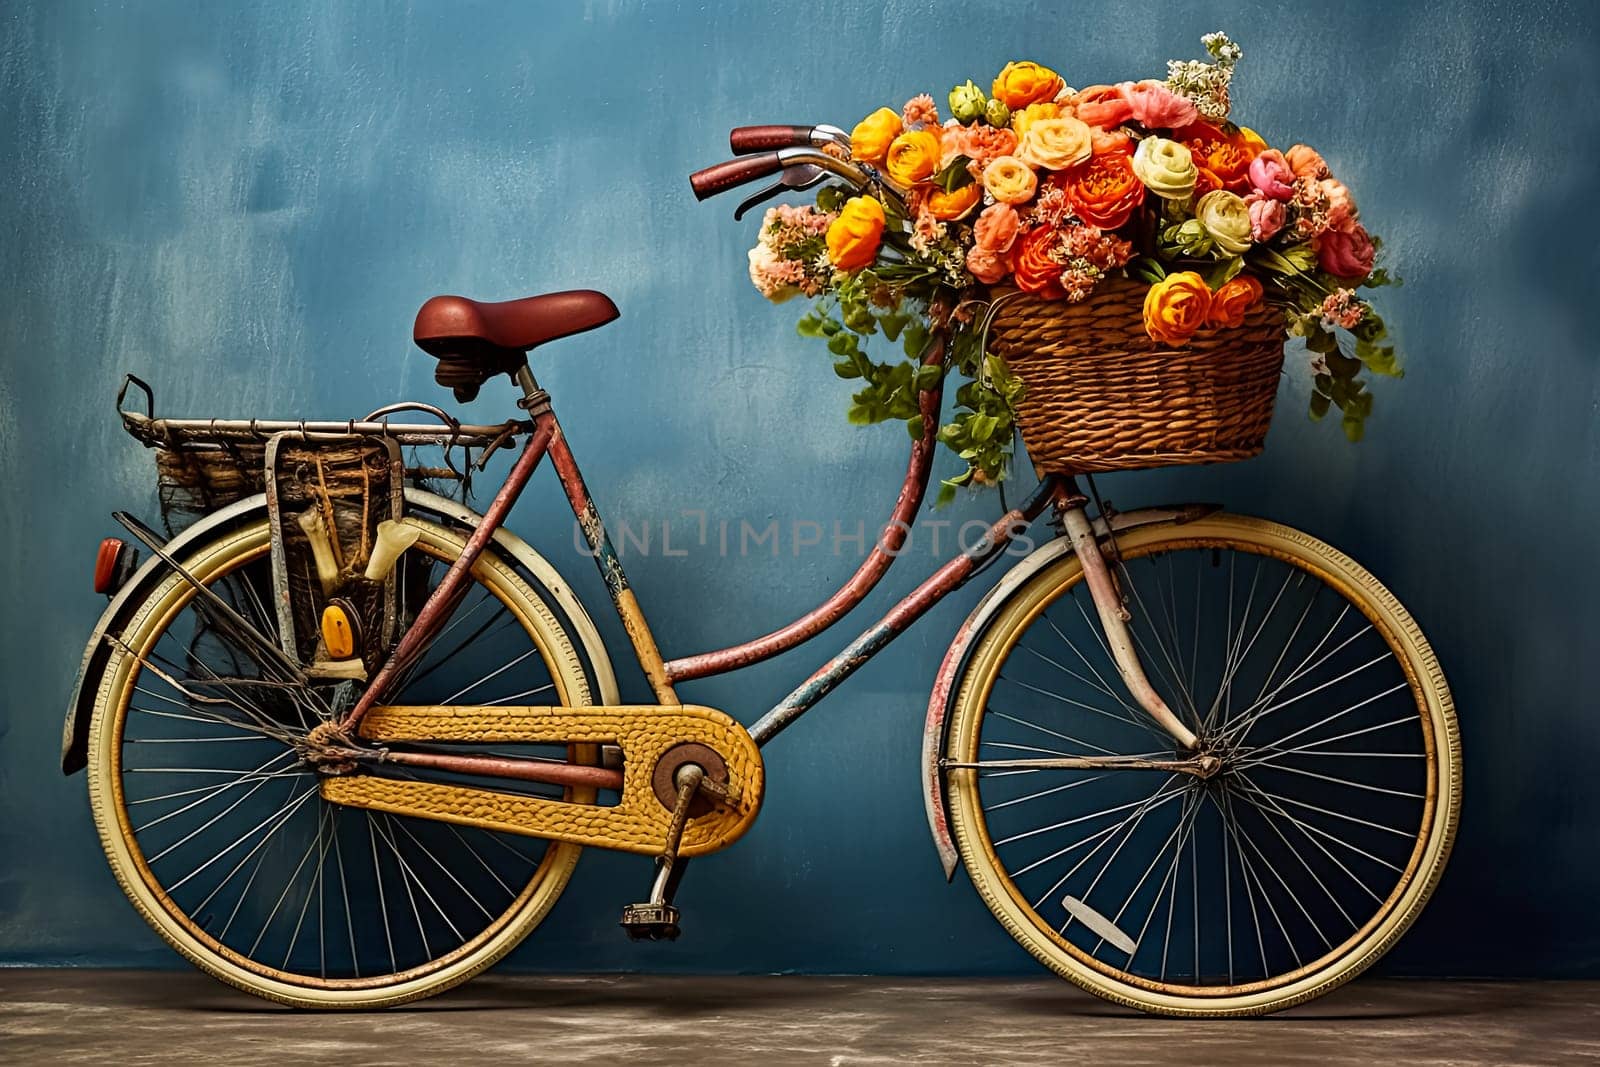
991, 61, 1065, 109
1091, 127, 1134, 156
1011, 226, 1066, 300
1061, 151, 1146, 230
1193, 167, 1223, 198
926, 181, 982, 220
1285, 143, 1331, 179
1237, 126, 1269, 156
1010, 100, 1062, 137
1206, 275, 1264, 328
981, 155, 1038, 204
1142, 271, 1212, 345
1176, 121, 1258, 192
850, 107, 902, 166
885, 129, 942, 186
825, 196, 885, 272
1071, 84, 1134, 128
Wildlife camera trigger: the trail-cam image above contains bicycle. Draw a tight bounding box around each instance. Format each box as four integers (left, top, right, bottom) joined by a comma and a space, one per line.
62, 124, 1459, 1016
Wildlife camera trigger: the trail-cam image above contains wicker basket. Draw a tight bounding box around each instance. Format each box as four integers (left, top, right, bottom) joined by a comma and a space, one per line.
986, 275, 1286, 474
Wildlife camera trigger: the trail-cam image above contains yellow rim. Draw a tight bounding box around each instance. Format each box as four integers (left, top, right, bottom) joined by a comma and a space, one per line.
946, 515, 1460, 1016
87, 517, 595, 1008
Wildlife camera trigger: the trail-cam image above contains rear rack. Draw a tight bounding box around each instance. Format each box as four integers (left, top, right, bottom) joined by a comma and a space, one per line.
118, 374, 529, 450
115, 374, 528, 527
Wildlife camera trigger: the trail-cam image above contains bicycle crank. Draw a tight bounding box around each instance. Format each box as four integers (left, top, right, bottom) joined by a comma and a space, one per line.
317, 704, 764, 857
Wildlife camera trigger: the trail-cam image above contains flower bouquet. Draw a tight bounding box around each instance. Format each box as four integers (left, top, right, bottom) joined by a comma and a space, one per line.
746, 33, 1399, 502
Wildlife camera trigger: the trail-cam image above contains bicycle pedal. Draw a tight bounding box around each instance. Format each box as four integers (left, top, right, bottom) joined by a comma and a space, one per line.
620, 902, 681, 941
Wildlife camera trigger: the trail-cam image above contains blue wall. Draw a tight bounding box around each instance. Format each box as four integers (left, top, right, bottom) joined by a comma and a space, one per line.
3, 0, 1598, 977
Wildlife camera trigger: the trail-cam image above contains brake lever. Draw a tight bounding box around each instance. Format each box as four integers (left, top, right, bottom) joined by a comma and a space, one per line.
733, 163, 828, 221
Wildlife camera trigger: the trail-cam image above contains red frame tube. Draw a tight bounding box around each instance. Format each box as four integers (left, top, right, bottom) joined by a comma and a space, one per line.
662, 338, 945, 683
336, 416, 555, 735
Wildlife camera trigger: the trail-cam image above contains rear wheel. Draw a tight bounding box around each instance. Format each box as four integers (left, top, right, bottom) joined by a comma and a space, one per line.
86, 515, 597, 1008
945, 515, 1460, 1016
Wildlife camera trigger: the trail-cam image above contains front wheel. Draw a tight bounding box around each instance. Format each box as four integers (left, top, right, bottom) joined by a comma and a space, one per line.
945, 514, 1460, 1016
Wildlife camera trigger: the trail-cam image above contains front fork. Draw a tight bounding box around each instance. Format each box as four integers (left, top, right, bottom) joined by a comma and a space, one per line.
1052, 481, 1200, 752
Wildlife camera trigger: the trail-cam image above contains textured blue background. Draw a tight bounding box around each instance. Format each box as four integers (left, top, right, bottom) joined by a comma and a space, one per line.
3, 0, 1598, 977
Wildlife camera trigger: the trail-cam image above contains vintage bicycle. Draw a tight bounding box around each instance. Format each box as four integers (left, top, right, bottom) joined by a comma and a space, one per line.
62, 126, 1459, 1016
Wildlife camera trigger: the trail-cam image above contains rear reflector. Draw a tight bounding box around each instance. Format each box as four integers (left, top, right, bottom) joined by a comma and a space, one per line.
94, 539, 130, 595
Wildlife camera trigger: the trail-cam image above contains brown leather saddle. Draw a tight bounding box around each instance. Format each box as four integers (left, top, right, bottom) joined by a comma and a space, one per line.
413, 289, 619, 401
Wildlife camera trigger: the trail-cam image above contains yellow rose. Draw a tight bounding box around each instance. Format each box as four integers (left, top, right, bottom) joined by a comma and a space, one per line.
850, 107, 903, 166
926, 181, 982, 220
1015, 116, 1093, 171
981, 155, 1038, 205
885, 129, 942, 186
1143, 271, 1212, 346
826, 196, 886, 272
1010, 101, 1061, 138
1195, 190, 1253, 255
991, 61, 1066, 109
1131, 136, 1198, 200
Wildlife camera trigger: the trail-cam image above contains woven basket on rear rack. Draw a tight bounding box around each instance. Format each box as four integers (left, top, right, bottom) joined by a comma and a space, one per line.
153, 438, 390, 524
985, 276, 1286, 474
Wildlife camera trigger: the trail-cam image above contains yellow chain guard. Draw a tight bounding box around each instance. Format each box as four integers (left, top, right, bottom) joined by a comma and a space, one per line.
319, 704, 764, 857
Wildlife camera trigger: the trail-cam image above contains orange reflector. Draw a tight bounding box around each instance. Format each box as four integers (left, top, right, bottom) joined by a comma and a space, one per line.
320, 601, 361, 660
94, 539, 128, 595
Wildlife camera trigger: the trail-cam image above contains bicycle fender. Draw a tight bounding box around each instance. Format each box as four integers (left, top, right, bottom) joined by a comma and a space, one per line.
60, 489, 619, 774
920, 505, 1216, 881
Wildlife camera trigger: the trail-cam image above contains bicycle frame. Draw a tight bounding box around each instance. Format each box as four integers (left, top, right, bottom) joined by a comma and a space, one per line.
335, 356, 1199, 763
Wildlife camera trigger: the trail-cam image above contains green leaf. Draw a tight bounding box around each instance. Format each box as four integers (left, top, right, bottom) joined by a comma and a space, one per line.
1341, 414, 1365, 442
934, 481, 959, 508
914, 363, 943, 391
796, 313, 826, 339
826, 332, 856, 356
932, 155, 975, 193
1355, 340, 1402, 377
1205, 256, 1245, 290
832, 359, 861, 379
902, 322, 931, 360
1326, 350, 1362, 378
1304, 327, 1340, 355
1309, 390, 1331, 420
969, 412, 998, 442
846, 403, 875, 426
906, 414, 925, 441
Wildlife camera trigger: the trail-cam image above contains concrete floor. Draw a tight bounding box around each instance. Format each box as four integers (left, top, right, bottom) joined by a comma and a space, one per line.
1, 970, 1596, 1065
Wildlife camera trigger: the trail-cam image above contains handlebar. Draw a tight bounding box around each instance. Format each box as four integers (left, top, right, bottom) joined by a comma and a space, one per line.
689, 143, 901, 203
689, 151, 787, 200
729, 123, 850, 154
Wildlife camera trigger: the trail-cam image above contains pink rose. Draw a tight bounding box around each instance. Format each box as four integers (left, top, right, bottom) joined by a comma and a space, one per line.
939, 122, 965, 169
1319, 178, 1357, 230
1246, 191, 1286, 241
966, 245, 1009, 284
1117, 79, 1199, 130
973, 202, 1021, 253
1072, 84, 1134, 128
1248, 149, 1295, 201
1317, 222, 1375, 278
1286, 144, 1330, 180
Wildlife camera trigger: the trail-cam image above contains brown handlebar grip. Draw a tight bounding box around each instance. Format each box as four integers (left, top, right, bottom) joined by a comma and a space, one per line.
689, 152, 786, 200
730, 125, 815, 153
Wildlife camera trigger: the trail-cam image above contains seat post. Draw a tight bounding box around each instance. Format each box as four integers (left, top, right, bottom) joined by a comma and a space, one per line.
513, 363, 549, 415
